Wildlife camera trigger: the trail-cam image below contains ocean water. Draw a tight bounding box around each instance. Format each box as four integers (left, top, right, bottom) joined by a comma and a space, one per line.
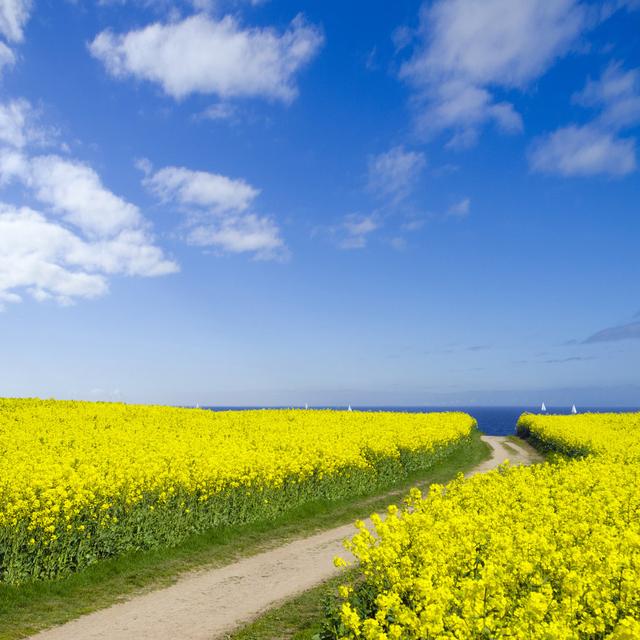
204, 406, 640, 436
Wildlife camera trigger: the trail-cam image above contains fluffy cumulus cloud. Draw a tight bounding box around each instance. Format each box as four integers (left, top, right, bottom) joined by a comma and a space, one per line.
400, 0, 589, 146
0, 206, 108, 306
530, 63, 640, 176
0, 151, 145, 236
142, 163, 286, 260
0, 100, 177, 309
367, 146, 426, 203
90, 13, 324, 102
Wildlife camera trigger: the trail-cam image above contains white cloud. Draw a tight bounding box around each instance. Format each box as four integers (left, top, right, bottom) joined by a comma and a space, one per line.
336, 213, 380, 250
392, 25, 413, 52
405, 0, 587, 87
389, 236, 406, 251
574, 63, 640, 129
368, 146, 426, 202
528, 125, 636, 176
96, 0, 221, 9
600, 0, 640, 18
90, 13, 323, 102
0, 0, 32, 79
529, 64, 640, 177
0, 205, 107, 307
0, 100, 30, 147
0, 151, 143, 236
448, 197, 471, 217
143, 163, 286, 260
200, 103, 236, 121
401, 0, 589, 144
0, 209, 177, 308
0, 41, 14, 73
0, 0, 32, 43
0, 99, 57, 149
144, 165, 258, 213
418, 81, 523, 149
0, 102, 178, 308
401, 218, 425, 232
0, 204, 176, 309
188, 213, 285, 259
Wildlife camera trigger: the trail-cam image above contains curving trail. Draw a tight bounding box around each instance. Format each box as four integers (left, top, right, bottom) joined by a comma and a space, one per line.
28, 436, 542, 640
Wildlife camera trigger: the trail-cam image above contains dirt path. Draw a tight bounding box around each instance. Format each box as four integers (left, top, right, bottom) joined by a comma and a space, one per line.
29, 436, 542, 640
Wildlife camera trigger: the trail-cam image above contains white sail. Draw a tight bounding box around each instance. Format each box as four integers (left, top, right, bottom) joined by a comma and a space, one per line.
195, 403, 200, 409
541, 402, 546, 412
571, 404, 577, 414
305, 403, 309, 410
348, 404, 352, 412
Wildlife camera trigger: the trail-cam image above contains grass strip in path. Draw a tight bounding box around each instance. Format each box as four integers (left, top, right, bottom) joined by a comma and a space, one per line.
0, 432, 490, 640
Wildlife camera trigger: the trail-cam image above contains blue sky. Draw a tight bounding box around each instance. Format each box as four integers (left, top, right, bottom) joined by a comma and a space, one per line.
0, 0, 638, 406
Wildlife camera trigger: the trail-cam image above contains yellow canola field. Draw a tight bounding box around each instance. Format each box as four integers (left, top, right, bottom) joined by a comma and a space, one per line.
517, 412, 640, 460
0, 398, 475, 583
328, 413, 640, 640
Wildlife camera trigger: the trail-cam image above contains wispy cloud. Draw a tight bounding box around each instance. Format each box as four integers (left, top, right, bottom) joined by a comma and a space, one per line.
466, 344, 490, 351
0, 0, 32, 43
574, 62, 640, 129
367, 145, 426, 204
315, 213, 382, 251
199, 103, 237, 122
543, 356, 596, 364
529, 63, 640, 177
529, 125, 636, 176
0, 99, 54, 148
447, 197, 471, 218
338, 214, 381, 250
583, 320, 640, 343
0, 0, 34, 77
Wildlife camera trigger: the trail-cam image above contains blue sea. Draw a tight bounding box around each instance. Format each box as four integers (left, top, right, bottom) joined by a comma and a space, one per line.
203, 406, 640, 436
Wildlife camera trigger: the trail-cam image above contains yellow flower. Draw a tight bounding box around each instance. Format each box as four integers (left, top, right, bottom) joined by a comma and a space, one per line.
0, 398, 474, 583
331, 411, 640, 639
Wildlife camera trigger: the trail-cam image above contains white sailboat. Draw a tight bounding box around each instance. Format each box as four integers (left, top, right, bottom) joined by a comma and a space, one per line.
541, 402, 547, 412
347, 404, 352, 412
305, 403, 309, 410
195, 403, 200, 409
571, 404, 577, 414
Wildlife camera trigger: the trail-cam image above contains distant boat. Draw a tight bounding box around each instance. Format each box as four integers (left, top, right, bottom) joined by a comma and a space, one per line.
541, 402, 547, 412
348, 404, 352, 412
195, 403, 200, 409
571, 404, 577, 414
305, 403, 309, 410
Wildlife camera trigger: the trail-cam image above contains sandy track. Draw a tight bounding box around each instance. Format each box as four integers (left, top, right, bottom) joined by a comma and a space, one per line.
28, 436, 542, 640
